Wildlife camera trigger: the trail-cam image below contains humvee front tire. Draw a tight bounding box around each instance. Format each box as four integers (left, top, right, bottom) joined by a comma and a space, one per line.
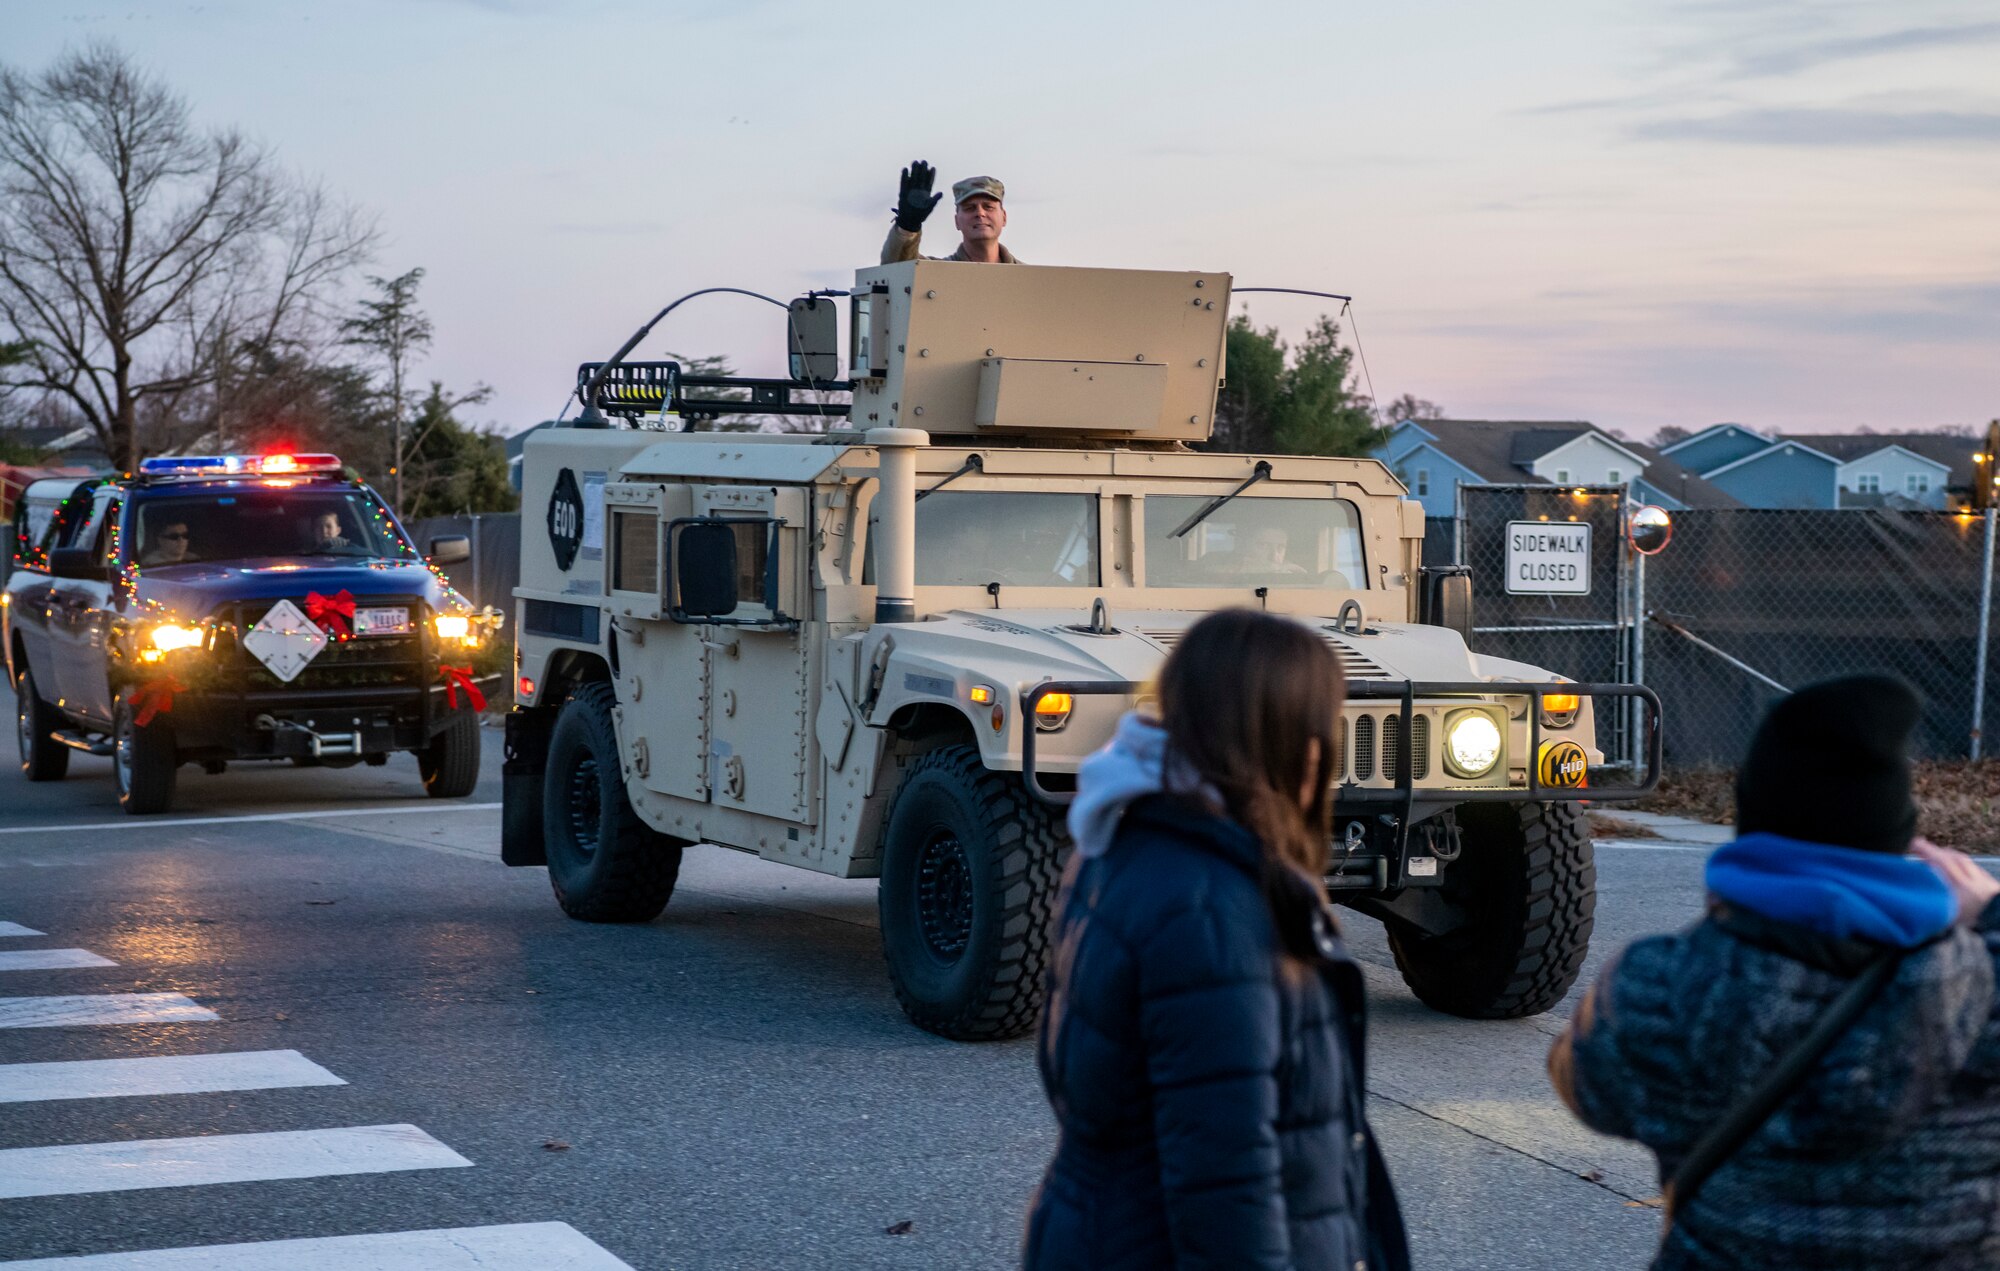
114, 697, 178, 816
16, 667, 69, 781
420, 710, 481, 798
1386, 801, 1594, 1019
542, 683, 683, 922
878, 744, 1068, 1042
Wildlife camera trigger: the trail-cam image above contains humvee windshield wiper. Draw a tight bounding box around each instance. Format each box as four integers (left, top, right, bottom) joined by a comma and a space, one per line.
915, 454, 983, 502
1171, 460, 1272, 538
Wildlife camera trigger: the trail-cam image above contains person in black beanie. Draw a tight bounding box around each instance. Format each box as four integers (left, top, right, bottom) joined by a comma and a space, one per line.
1549, 674, 2000, 1270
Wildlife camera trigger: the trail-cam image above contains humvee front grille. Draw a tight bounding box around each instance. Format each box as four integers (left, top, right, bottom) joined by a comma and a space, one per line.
1380, 713, 1430, 781
1352, 715, 1376, 780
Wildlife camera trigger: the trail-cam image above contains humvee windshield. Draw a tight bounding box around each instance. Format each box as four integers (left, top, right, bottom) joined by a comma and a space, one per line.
132, 490, 415, 567
1144, 497, 1366, 589
868, 491, 1100, 587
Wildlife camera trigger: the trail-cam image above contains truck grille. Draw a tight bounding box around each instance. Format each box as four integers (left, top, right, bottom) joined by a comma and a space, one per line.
1346, 711, 1429, 782
216, 597, 430, 692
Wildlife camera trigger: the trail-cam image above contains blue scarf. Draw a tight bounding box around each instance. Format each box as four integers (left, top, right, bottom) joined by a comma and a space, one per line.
1705, 832, 1956, 949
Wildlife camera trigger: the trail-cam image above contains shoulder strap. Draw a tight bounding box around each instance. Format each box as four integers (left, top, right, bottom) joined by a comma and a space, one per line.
1663, 948, 1903, 1222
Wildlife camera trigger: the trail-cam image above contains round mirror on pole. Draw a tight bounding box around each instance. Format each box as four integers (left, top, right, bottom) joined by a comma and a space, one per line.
1628, 504, 1673, 555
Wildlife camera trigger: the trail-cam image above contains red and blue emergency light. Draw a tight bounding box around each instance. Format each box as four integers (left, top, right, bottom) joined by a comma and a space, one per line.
138, 453, 343, 478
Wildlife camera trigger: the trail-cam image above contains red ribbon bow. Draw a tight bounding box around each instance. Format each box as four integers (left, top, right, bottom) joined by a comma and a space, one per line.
440, 664, 486, 712
131, 676, 186, 728
305, 589, 355, 637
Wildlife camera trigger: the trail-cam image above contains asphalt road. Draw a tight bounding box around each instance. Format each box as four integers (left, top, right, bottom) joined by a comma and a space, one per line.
0, 731, 1724, 1269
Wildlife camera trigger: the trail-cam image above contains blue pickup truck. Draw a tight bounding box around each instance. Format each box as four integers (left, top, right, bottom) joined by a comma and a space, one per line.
4, 453, 499, 813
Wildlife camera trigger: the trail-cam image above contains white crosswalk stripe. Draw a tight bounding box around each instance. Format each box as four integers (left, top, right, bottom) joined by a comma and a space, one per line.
0, 949, 117, 972
0, 1123, 472, 1199
0, 922, 46, 937
0, 1222, 634, 1269
0, 994, 217, 1029
0, 1050, 345, 1104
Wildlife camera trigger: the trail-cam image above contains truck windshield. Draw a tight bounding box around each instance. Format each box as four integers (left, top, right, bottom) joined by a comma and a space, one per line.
131, 489, 416, 568
1144, 496, 1366, 589
868, 491, 1100, 587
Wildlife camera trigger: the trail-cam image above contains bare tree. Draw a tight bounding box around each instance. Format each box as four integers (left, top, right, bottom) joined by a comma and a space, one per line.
1378, 393, 1443, 425
0, 43, 374, 470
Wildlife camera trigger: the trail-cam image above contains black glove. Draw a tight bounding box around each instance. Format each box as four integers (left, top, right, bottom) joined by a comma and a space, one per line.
894, 160, 943, 233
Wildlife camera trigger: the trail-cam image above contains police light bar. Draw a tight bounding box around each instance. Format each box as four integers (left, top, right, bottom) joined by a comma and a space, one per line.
138, 453, 343, 478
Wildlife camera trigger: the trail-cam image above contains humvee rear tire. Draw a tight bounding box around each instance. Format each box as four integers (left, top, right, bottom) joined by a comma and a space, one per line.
878, 744, 1068, 1042
542, 683, 683, 923
114, 698, 178, 816
1386, 801, 1594, 1019
16, 667, 69, 782
420, 711, 481, 798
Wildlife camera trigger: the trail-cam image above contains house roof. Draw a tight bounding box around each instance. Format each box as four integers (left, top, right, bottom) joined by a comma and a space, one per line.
1698, 438, 1841, 481
1786, 433, 1977, 487
1620, 442, 1742, 509
1403, 419, 1604, 483
1658, 421, 1771, 457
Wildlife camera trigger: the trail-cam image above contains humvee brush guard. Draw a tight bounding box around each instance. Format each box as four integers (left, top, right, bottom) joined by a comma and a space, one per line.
506, 261, 1661, 1040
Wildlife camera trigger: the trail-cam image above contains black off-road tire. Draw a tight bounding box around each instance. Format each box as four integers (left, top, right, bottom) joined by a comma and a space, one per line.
16, 666, 69, 781
1386, 801, 1594, 1019
113, 697, 178, 816
877, 744, 1069, 1042
542, 683, 683, 923
420, 710, 481, 798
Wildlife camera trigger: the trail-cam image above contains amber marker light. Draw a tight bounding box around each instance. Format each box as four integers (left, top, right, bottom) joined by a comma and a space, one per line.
1541, 692, 1581, 727
1034, 691, 1074, 731
968, 684, 995, 705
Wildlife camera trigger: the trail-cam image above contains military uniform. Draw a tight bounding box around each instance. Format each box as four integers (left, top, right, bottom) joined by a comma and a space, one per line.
880, 174, 1020, 265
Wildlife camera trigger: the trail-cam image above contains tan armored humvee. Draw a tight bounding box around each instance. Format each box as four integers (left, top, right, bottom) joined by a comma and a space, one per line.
503, 261, 1660, 1040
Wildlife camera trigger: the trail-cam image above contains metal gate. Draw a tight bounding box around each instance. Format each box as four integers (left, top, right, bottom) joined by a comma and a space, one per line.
1452, 483, 1643, 768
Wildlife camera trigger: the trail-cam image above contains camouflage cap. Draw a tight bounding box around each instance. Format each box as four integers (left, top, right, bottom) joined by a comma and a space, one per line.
952, 175, 1005, 205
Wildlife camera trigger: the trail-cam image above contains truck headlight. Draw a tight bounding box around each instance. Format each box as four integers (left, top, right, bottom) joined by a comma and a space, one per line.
433, 614, 471, 642
1443, 709, 1502, 778
149, 624, 203, 653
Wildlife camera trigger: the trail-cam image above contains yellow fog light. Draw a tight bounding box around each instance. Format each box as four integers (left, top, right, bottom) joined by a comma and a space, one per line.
1539, 740, 1589, 788
434, 614, 471, 641
1443, 709, 1503, 778
1541, 692, 1581, 728
149, 623, 203, 653
1034, 691, 1073, 732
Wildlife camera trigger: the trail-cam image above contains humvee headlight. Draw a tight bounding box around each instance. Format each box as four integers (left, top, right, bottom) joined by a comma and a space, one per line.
433, 614, 471, 642
1033, 691, 1074, 732
1443, 710, 1503, 778
149, 623, 203, 654
1541, 692, 1581, 728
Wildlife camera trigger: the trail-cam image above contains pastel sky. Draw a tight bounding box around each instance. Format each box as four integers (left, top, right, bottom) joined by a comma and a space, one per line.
8, 0, 1997, 441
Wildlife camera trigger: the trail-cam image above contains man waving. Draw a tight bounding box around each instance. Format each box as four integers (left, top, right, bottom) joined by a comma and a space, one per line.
880, 160, 1020, 264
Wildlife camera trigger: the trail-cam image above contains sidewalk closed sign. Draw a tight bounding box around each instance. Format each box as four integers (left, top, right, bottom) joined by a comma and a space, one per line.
1505, 521, 1592, 595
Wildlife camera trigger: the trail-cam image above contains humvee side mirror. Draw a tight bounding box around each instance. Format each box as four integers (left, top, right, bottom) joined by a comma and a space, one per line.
1419, 566, 1474, 645
787, 296, 840, 385
673, 520, 740, 619
48, 546, 108, 581
428, 535, 472, 566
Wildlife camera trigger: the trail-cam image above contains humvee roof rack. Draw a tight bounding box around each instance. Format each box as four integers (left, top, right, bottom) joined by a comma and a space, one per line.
575, 360, 853, 422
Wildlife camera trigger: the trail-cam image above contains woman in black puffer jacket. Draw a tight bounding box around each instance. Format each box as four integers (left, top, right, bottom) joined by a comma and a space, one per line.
1024, 609, 1409, 1271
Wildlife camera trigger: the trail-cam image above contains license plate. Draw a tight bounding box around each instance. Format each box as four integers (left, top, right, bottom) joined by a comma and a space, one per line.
352, 606, 411, 636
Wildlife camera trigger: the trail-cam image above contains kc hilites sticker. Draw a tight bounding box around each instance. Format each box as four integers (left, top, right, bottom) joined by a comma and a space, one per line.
548, 467, 584, 572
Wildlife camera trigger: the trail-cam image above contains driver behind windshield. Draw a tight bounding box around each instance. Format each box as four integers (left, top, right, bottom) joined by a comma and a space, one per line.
140, 517, 195, 567
1231, 525, 1307, 575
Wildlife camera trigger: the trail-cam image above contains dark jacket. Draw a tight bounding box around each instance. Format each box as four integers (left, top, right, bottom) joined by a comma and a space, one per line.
1552, 896, 2000, 1269
1025, 795, 1405, 1271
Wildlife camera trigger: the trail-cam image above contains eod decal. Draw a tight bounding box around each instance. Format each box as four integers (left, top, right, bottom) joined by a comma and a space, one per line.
547, 467, 584, 571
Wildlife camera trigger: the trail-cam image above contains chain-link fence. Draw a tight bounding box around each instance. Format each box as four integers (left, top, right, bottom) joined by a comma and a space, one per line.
1436, 486, 2000, 766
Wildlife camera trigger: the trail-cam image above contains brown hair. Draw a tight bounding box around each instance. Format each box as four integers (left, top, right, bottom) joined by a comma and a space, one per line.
1155, 609, 1345, 959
